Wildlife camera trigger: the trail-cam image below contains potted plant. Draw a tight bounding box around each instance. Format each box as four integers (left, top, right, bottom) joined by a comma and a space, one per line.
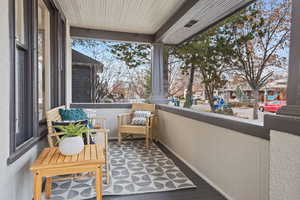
54, 123, 88, 156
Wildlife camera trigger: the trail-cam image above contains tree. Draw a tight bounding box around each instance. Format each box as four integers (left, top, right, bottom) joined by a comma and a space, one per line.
108, 43, 183, 98
108, 43, 151, 68
172, 27, 230, 110
73, 39, 131, 102
221, 0, 291, 119
124, 68, 151, 99
108, 33, 230, 111
168, 58, 186, 97
94, 63, 126, 102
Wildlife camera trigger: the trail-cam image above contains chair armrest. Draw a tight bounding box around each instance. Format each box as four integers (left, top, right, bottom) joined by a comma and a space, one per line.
117, 113, 131, 126
144, 114, 155, 127
149, 114, 155, 126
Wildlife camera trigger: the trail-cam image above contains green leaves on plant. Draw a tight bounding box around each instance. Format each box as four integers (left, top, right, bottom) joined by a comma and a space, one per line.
54, 123, 88, 139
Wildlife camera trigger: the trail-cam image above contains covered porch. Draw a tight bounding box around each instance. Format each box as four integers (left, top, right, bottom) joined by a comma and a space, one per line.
1, 0, 300, 200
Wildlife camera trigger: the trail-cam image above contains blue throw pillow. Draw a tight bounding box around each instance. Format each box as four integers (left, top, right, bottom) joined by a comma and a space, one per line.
59, 108, 88, 121
59, 108, 94, 129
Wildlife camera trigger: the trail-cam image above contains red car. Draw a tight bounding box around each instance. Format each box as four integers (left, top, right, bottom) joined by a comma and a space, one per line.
259, 101, 286, 113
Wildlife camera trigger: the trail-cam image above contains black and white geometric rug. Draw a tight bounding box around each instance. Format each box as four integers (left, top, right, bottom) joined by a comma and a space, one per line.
44, 140, 196, 200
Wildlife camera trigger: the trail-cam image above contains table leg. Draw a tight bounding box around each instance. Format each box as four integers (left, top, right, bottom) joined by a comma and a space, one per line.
95, 165, 103, 200
33, 172, 42, 200
145, 129, 149, 148
105, 132, 110, 185
45, 177, 52, 199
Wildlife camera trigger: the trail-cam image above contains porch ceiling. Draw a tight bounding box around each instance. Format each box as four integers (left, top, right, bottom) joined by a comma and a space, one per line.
159, 0, 253, 44
56, 0, 253, 44
56, 0, 185, 34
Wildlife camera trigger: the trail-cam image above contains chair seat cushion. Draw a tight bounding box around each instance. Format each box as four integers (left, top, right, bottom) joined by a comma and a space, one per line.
131, 117, 147, 126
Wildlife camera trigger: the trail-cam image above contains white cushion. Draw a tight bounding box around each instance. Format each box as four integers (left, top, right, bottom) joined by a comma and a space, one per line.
133, 110, 151, 118
131, 117, 147, 126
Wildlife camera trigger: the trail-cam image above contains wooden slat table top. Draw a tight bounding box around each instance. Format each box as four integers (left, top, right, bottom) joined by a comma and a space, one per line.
31, 144, 105, 171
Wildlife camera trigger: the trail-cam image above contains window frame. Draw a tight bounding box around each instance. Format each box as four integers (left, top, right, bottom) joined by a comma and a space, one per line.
8, 0, 39, 165
37, 0, 52, 135
8, 0, 67, 165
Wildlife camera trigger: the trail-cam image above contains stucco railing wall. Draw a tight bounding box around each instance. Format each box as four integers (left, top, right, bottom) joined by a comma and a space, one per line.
156, 105, 269, 200
71, 103, 270, 200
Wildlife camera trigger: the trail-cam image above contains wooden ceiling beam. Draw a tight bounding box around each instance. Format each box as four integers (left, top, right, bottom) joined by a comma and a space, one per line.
70, 26, 155, 43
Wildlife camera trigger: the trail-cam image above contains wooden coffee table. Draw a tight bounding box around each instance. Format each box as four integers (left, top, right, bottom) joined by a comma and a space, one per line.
30, 144, 105, 200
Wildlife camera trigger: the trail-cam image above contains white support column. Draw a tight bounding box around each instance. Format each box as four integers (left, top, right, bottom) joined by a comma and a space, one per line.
150, 43, 168, 104
285, 0, 300, 107
65, 21, 72, 107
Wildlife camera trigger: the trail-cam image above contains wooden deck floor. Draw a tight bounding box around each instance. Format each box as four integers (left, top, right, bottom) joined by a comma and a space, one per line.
89, 141, 226, 200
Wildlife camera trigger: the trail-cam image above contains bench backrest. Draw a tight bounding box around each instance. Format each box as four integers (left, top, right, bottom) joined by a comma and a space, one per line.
46, 105, 65, 147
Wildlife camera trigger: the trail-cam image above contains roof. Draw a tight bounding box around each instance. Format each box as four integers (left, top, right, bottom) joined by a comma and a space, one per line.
56, 0, 253, 44
72, 49, 101, 64
72, 49, 103, 72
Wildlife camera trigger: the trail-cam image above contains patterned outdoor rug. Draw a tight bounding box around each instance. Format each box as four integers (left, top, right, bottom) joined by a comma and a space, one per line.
43, 140, 196, 200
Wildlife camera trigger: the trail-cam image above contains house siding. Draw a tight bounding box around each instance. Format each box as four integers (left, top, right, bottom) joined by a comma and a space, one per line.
72, 65, 93, 103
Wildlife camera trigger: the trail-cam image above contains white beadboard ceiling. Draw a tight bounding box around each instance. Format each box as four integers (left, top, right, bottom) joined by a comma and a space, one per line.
56, 0, 186, 34
161, 0, 252, 44
56, 0, 252, 44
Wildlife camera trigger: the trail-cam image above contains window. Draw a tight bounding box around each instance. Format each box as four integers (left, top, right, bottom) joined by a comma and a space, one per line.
38, 0, 51, 121
9, 0, 67, 164
14, 0, 33, 147
9, 0, 44, 163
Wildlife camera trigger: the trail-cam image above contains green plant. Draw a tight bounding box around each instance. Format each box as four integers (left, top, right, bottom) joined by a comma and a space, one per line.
54, 123, 88, 139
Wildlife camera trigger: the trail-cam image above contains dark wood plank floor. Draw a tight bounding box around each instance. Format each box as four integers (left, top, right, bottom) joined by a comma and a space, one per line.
89, 142, 226, 200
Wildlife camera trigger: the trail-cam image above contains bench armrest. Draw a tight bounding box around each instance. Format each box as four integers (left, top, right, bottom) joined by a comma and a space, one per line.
89, 116, 107, 129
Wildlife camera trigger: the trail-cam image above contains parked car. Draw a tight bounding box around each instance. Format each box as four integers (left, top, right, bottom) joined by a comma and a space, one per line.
259, 101, 286, 112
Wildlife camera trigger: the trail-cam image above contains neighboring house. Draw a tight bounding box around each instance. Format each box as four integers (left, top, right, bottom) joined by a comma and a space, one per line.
264, 78, 287, 101
219, 77, 287, 102
72, 49, 103, 103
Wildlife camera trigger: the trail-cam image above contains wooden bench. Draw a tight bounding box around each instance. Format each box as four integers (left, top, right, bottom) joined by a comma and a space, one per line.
46, 106, 110, 184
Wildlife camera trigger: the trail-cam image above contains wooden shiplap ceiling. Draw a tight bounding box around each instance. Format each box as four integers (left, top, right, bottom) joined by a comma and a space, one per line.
56, 0, 253, 44
57, 0, 186, 34
160, 0, 253, 44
